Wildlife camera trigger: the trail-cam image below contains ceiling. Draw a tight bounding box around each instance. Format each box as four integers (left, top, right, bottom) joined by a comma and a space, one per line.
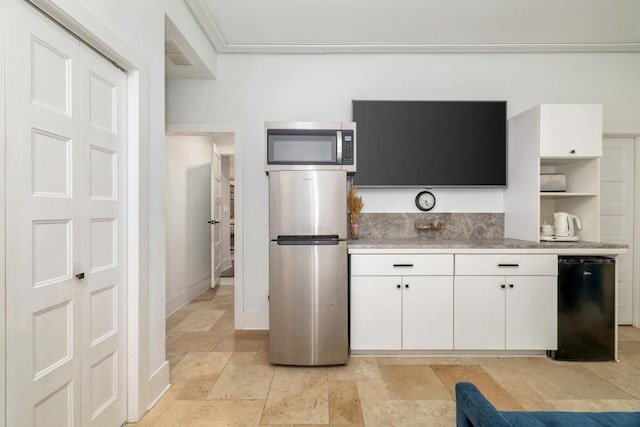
186, 0, 640, 53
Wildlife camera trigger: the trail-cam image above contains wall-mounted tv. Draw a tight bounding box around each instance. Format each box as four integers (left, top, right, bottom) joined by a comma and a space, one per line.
352, 100, 507, 187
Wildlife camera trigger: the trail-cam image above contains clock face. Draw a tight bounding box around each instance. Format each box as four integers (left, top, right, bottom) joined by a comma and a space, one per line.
415, 191, 436, 211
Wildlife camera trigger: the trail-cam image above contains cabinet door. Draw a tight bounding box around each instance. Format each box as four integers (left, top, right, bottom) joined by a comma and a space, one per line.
350, 276, 402, 350
539, 104, 602, 157
505, 276, 557, 350
402, 276, 453, 350
454, 276, 505, 350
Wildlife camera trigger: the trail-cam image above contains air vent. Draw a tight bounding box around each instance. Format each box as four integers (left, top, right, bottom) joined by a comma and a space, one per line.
167, 54, 192, 66
165, 38, 192, 66
165, 38, 182, 54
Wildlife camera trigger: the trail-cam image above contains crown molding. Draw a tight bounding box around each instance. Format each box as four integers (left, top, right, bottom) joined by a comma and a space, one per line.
185, 0, 227, 52
187, 0, 640, 54
217, 41, 640, 54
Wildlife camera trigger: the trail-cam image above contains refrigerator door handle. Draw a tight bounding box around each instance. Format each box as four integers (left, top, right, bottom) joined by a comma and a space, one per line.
276, 238, 340, 246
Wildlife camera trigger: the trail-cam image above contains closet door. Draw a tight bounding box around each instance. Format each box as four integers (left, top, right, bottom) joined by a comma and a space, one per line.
5, 2, 127, 426
79, 44, 128, 427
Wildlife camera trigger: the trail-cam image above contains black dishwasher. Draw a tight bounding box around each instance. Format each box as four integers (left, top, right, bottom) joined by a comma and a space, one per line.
550, 256, 616, 361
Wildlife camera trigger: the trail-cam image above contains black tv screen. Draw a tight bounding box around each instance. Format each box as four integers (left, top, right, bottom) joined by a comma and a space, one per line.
352, 100, 507, 187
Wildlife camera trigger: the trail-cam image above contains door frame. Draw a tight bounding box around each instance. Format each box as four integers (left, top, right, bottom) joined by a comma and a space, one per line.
166, 123, 244, 329
1, 0, 150, 422
604, 133, 640, 328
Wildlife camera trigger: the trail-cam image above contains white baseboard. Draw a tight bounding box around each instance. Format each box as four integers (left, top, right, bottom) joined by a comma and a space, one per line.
237, 310, 269, 330
220, 277, 234, 286
166, 276, 211, 317
146, 361, 170, 411
220, 256, 232, 271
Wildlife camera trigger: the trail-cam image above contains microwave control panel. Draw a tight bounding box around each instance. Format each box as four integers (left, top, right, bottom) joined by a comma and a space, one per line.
342, 131, 354, 166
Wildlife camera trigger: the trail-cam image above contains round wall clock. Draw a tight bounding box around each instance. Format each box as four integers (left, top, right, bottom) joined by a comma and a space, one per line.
415, 190, 436, 211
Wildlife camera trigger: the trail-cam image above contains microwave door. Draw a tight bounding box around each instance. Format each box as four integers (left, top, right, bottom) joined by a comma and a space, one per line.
269, 170, 347, 240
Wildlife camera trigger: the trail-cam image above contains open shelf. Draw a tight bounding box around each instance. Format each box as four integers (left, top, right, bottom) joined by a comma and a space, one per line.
540, 192, 598, 198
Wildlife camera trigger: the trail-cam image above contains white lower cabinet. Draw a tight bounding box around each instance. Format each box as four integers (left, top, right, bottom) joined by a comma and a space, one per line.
350, 252, 558, 352
350, 254, 454, 351
454, 276, 557, 350
454, 254, 558, 351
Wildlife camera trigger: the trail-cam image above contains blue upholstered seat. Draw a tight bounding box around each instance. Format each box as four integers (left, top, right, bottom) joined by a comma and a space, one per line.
455, 382, 640, 427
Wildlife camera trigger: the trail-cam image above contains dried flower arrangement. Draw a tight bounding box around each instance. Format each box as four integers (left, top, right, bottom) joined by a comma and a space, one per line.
347, 185, 364, 238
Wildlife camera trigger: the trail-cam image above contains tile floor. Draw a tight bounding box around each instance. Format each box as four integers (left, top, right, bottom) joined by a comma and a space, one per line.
130, 285, 640, 426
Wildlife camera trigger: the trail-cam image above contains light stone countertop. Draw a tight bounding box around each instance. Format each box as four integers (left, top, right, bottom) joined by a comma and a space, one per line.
348, 237, 628, 255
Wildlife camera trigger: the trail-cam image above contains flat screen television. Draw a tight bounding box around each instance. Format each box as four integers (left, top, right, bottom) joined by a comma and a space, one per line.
352, 100, 507, 187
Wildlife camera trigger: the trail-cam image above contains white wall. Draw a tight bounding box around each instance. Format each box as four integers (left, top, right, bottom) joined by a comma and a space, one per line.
167, 52, 640, 329
166, 136, 212, 315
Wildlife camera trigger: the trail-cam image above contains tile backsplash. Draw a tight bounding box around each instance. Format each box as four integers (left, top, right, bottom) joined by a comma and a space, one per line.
356, 213, 504, 240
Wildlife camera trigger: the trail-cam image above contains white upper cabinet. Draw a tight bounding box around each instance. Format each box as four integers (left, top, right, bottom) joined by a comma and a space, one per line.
505, 103, 603, 242
539, 104, 603, 158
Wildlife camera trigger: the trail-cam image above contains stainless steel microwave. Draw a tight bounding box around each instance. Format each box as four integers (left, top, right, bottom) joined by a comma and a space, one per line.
265, 121, 356, 173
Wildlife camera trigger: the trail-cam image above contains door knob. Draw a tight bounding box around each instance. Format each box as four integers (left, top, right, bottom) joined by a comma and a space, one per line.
208, 220, 220, 224
75, 272, 85, 280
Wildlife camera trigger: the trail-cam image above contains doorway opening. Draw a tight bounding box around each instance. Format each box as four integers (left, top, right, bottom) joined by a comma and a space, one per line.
164, 131, 236, 316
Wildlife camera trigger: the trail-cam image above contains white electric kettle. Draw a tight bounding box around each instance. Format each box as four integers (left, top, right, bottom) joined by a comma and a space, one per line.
553, 212, 582, 237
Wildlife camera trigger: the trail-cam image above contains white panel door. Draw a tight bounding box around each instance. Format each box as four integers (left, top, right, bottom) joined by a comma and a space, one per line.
211, 143, 221, 287
505, 276, 557, 350
5, 2, 127, 426
454, 276, 505, 350
402, 276, 453, 350
350, 276, 402, 350
601, 138, 635, 324
79, 44, 127, 427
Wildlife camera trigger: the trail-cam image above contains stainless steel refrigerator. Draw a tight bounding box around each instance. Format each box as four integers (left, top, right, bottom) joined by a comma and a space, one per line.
268, 170, 348, 366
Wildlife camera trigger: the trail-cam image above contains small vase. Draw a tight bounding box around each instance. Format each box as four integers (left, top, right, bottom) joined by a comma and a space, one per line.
350, 222, 359, 239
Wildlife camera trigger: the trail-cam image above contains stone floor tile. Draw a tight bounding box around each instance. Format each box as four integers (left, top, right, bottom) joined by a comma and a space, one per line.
360, 400, 455, 427
175, 380, 215, 401
207, 365, 275, 400
378, 365, 450, 400
143, 399, 265, 426
214, 339, 264, 352
173, 309, 226, 332
329, 380, 364, 425
527, 358, 633, 400
431, 364, 523, 410
170, 351, 233, 382
356, 379, 390, 400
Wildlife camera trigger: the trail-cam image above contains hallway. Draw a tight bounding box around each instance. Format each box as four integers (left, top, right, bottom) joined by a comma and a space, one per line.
131, 286, 640, 426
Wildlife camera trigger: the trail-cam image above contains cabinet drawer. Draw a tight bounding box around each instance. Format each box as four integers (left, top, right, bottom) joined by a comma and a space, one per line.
351, 254, 453, 276
455, 254, 557, 276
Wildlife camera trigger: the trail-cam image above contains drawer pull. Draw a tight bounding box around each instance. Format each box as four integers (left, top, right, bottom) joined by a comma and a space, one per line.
509, 284, 514, 288
405, 284, 409, 289
396, 284, 401, 289
498, 263, 519, 267
393, 263, 414, 267
501, 284, 506, 289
